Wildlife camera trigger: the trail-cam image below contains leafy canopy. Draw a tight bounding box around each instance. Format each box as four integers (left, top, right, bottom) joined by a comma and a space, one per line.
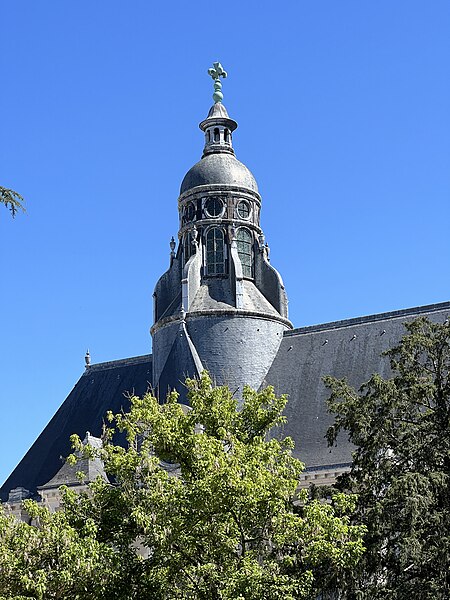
1, 373, 364, 599
326, 316, 450, 599
0, 500, 117, 600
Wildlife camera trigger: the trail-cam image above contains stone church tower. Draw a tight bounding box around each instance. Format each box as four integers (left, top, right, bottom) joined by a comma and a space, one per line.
152, 63, 291, 399
1, 64, 448, 505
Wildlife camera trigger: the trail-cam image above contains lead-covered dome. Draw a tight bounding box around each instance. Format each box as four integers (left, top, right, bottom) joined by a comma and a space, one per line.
180, 153, 258, 195
180, 98, 259, 196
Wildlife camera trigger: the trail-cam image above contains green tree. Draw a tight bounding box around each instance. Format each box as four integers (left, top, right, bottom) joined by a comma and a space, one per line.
0, 186, 25, 217
0, 374, 365, 599
0, 500, 117, 600
326, 317, 450, 599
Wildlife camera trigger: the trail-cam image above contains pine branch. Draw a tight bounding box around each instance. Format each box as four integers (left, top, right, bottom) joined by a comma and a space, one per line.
0, 186, 25, 217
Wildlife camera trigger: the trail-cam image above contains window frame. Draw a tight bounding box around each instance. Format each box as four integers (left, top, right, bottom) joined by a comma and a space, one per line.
205, 226, 226, 276
236, 227, 254, 279
236, 199, 251, 220
204, 196, 225, 219
184, 202, 196, 224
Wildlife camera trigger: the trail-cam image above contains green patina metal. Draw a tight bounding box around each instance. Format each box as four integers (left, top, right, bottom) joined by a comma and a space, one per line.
208, 62, 227, 104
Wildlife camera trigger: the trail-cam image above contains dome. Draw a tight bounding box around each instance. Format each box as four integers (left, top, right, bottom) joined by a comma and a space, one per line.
180, 153, 258, 195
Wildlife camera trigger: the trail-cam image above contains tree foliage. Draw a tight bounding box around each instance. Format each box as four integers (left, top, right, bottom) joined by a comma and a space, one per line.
0, 373, 365, 599
0, 186, 25, 217
0, 501, 116, 600
326, 317, 450, 599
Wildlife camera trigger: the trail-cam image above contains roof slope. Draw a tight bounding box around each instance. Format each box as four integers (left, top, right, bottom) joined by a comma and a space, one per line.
265, 302, 450, 470
188, 279, 283, 316
38, 433, 107, 490
0, 355, 152, 501
157, 323, 201, 404
2, 301, 449, 500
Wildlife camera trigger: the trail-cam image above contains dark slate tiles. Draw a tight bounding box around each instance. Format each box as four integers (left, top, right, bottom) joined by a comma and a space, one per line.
266, 302, 450, 469
3, 301, 449, 500
0, 355, 152, 501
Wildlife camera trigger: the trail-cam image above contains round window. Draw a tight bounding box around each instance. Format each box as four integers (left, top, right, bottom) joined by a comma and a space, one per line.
205, 197, 224, 218
237, 200, 250, 219
185, 202, 195, 222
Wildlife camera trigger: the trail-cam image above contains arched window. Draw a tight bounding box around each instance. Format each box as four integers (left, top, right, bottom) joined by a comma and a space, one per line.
237, 228, 253, 278
184, 232, 193, 264
224, 128, 229, 143
206, 227, 225, 275
214, 128, 220, 143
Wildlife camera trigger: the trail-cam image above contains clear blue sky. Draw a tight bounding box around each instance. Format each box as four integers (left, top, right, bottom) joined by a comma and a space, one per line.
1, 1, 449, 487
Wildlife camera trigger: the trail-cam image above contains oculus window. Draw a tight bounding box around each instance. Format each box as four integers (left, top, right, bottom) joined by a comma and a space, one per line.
237, 200, 250, 219
184, 202, 196, 223
204, 197, 224, 218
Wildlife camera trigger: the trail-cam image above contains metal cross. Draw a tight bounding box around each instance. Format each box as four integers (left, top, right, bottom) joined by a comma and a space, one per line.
208, 62, 227, 81
208, 62, 227, 103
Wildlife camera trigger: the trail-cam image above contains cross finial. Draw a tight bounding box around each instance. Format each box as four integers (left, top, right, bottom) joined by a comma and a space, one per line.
208, 62, 227, 104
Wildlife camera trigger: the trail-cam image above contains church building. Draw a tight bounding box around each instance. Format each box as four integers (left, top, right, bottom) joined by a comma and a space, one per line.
2, 64, 449, 507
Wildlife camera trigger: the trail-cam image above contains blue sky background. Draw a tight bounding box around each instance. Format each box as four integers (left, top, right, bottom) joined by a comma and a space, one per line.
1, 1, 449, 487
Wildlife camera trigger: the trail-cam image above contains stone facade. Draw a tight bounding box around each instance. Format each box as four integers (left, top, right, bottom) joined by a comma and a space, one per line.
151, 100, 290, 401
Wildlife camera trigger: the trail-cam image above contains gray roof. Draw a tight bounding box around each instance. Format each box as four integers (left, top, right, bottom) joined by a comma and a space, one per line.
265, 301, 450, 469
0, 355, 153, 501
203, 103, 233, 121
199, 103, 238, 132
180, 153, 258, 195
156, 323, 200, 404
189, 279, 281, 317
38, 433, 107, 490
2, 301, 449, 499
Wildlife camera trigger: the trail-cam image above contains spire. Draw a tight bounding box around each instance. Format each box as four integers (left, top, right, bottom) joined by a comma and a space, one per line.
200, 62, 237, 157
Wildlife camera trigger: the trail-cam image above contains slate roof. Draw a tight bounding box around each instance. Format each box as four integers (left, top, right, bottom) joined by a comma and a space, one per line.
157, 323, 200, 404
265, 301, 450, 469
0, 355, 153, 501
2, 301, 449, 500
38, 433, 107, 490
188, 279, 282, 316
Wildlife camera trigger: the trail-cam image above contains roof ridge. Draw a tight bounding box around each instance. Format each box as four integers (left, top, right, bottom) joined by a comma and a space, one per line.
285, 301, 450, 337
83, 354, 152, 374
